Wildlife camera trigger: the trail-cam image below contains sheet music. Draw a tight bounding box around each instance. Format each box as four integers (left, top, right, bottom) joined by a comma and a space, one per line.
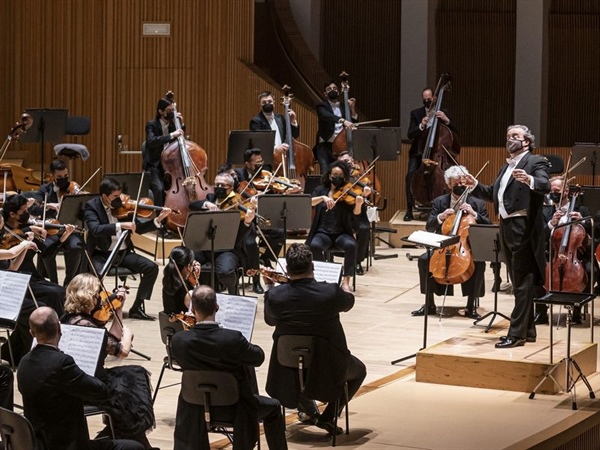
58, 325, 105, 377
0, 271, 31, 321
405, 230, 459, 248
277, 258, 342, 284
215, 294, 258, 342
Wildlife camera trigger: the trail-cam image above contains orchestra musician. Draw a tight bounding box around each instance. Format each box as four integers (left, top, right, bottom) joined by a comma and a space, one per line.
144, 96, 185, 208
171, 285, 288, 450
337, 151, 372, 275
84, 177, 172, 321
17, 306, 145, 450
314, 82, 357, 173
191, 173, 255, 295
249, 90, 299, 159
162, 245, 200, 315
465, 125, 550, 348
410, 166, 490, 318
404, 87, 456, 221
29, 158, 83, 286
264, 243, 366, 435
307, 161, 364, 293
62, 273, 156, 449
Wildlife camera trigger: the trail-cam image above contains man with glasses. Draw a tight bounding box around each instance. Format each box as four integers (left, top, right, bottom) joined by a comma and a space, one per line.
314, 82, 358, 173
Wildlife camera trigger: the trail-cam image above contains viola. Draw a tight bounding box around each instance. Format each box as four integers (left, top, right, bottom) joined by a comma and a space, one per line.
236, 180, 258, 199
30, 219, 84, 236
350, 165, 380, 202
410, 73, 460, 207
246, 267, 289, 284
218, 192, 271, 227
169, 312, 197, 330
92, 289, 125, 324
111, 193, 179, 219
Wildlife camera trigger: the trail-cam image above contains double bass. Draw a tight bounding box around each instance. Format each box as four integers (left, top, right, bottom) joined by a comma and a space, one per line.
272, 85, 313, 190
161, 91, 213, 231
410, 73, 460, 207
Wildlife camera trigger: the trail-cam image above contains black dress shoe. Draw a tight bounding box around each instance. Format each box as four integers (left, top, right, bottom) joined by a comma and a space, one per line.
465, 308, 481, 319
355, 264, 365, 276
128, 308, 155, 321
500, 335, 536, 343
411, 304, 437, 316
534, 312, 549, 325
316, 419, 343, 435
495, 336, 526, 348
403, 210, 413, 222
298, 411, 320, 425
252, 276, 264, 294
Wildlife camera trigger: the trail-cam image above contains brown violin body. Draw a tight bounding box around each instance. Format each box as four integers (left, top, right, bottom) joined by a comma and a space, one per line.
430, 211, 475, 285
353, 161, 382, 204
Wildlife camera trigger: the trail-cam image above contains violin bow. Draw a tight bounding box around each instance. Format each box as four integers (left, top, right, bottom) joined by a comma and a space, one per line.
254, 225, 289, 276
558, 152, 574, 207
41, 193, 48, 234
74, 166, 102, 194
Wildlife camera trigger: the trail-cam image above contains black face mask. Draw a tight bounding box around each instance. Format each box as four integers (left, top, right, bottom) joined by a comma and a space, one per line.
18, 212, 30, 225
549, 193, 562, 204
327, 90, 339, 101
110, 197, 123, 210
165, 111, 175, 121
261, 103, 274, 114
214, 187, 228, 200
55, 177, 70, 191
331, 176, 345, 187
452, 185, 467, 196
423, 99, 432, 108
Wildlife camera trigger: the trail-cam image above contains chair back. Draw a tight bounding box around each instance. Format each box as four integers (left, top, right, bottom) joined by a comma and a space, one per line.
158, 312, 184, 368
181, 370, 239, 407
0, 407, 39, 450
65, 116, 91, 136
541, 154, 564, 175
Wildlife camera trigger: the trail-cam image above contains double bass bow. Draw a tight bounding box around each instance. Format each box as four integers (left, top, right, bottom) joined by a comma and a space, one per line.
410, 73, 460, 207
161, 91, 213, 231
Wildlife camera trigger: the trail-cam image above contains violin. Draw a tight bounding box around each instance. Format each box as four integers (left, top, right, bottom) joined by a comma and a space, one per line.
246, 267, 289, 284
237, 180, 258, 199
0, 227, 39, 252
111, 193, 179, 219
30, 219, 84, 235
218, 192, 271, 227
168, 312, 197, 330
92, 289, 125, 324
331, 182, 370, 206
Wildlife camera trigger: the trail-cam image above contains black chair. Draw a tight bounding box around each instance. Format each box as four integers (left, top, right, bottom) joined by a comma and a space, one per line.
53, 116, 91, 168
275, 335, 349, 447
181, 369, 261, 449
153, 312, 185, 404
83, 405, 116, 440
0, 406, 40, 450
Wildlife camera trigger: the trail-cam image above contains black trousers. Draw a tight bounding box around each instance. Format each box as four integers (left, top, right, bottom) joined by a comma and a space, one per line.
42, 233, 84, 286
355, 214, 371, 264
0, 365, 13, 410
196, 250, 239, 295
92, 250, 159, 310
243, 227, 285, 270
148, 166, 165, 208
1, 297, 41, 366
319, 354, 367, 422
315, 142, 335, 174
405, 153, 421, 209
309, 232, 357, 277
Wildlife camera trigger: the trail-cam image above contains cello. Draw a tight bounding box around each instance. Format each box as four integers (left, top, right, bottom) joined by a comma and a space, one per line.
161, 91, 213, 231
410, 73, 460, 207
272, 85, 313, 190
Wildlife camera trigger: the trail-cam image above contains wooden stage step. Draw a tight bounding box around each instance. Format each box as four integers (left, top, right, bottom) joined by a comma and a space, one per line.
416, 332, 597, 394
388, 210, 426, 248
131, 231, 180, 260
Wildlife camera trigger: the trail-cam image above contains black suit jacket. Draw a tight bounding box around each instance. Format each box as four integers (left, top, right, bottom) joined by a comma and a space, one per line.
144, 118, 185, 170
84, 196, 157, 254
264, 278, 353, 406
171, 323, 264, 450
407, 106, 458, 157
426, 193, 491, 232
249, 111, 299, 144
17, 344, 110, 450
316, 100, 356, 144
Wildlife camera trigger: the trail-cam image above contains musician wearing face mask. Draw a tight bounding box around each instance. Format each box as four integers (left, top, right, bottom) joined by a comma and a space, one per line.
411, 166, 490, 318
465, 125, 550, 348
144, 96, 185, 208
29, 158, 83, 286
314, 82, 357, 174
404, 87, 456, 221
249, 91, 299, 159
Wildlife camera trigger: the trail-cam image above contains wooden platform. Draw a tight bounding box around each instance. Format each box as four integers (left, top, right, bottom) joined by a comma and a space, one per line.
131, 230, 180, 260
416, 332, 597, 394
388, 209, 426, 247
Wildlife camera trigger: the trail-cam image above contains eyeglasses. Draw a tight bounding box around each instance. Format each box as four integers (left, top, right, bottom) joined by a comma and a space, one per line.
325, 86, 338, 93
214, 183, 232, 188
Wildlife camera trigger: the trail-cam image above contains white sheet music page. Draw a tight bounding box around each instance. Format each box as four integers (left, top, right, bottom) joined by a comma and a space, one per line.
0, 270, 31, 322
406, 230, 451, 248
58, 324, 105, 377
277, 258, 342, 284
215, 294, 258, 342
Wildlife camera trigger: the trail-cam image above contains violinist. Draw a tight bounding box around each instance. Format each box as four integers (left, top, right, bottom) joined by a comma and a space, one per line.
307, 161, 363, 293
404, 87, 456, 221
191, 173, 255, 295
144, 96, 185, 207
162, 245, 200, 315
249, 90, 299, 159
465, 125, 550, 349
337, 151, 371, 275
84, 177, 172, 321
410, 166, 490, 318
315, 82, 357, 173
30, 158, 83, 285
62, 273, 156, 448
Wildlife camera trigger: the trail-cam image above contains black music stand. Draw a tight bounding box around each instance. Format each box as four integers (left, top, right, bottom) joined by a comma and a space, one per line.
182, 211, 239, 289
392, 231, 460, 365
469, 224, 510, 331
579, 186, 600, 218
257, 194, 312, 255
20, 109, 68, 175
58, 194, 99, 229
105, 172, 150, 198
571, 143, 600, 185
227, 131, 275, 166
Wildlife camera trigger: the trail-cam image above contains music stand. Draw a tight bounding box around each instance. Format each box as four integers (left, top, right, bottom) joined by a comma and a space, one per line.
392, 231, 460, 365
182, 211, 239, 289
579, 186, 600, 218
257, 194, 312, 255
227, 131, 275, 166
58, 194, 99, 229
571, 144, 600, 185
20, 109, 68, 175
105, 172, 150, 198
468, 224, 510, 331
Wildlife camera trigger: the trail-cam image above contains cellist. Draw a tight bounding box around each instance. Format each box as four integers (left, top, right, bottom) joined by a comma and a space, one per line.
411, 166, 489, 319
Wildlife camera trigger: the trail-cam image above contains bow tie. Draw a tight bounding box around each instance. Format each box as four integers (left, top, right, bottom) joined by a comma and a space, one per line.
506, 158, 517, 168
